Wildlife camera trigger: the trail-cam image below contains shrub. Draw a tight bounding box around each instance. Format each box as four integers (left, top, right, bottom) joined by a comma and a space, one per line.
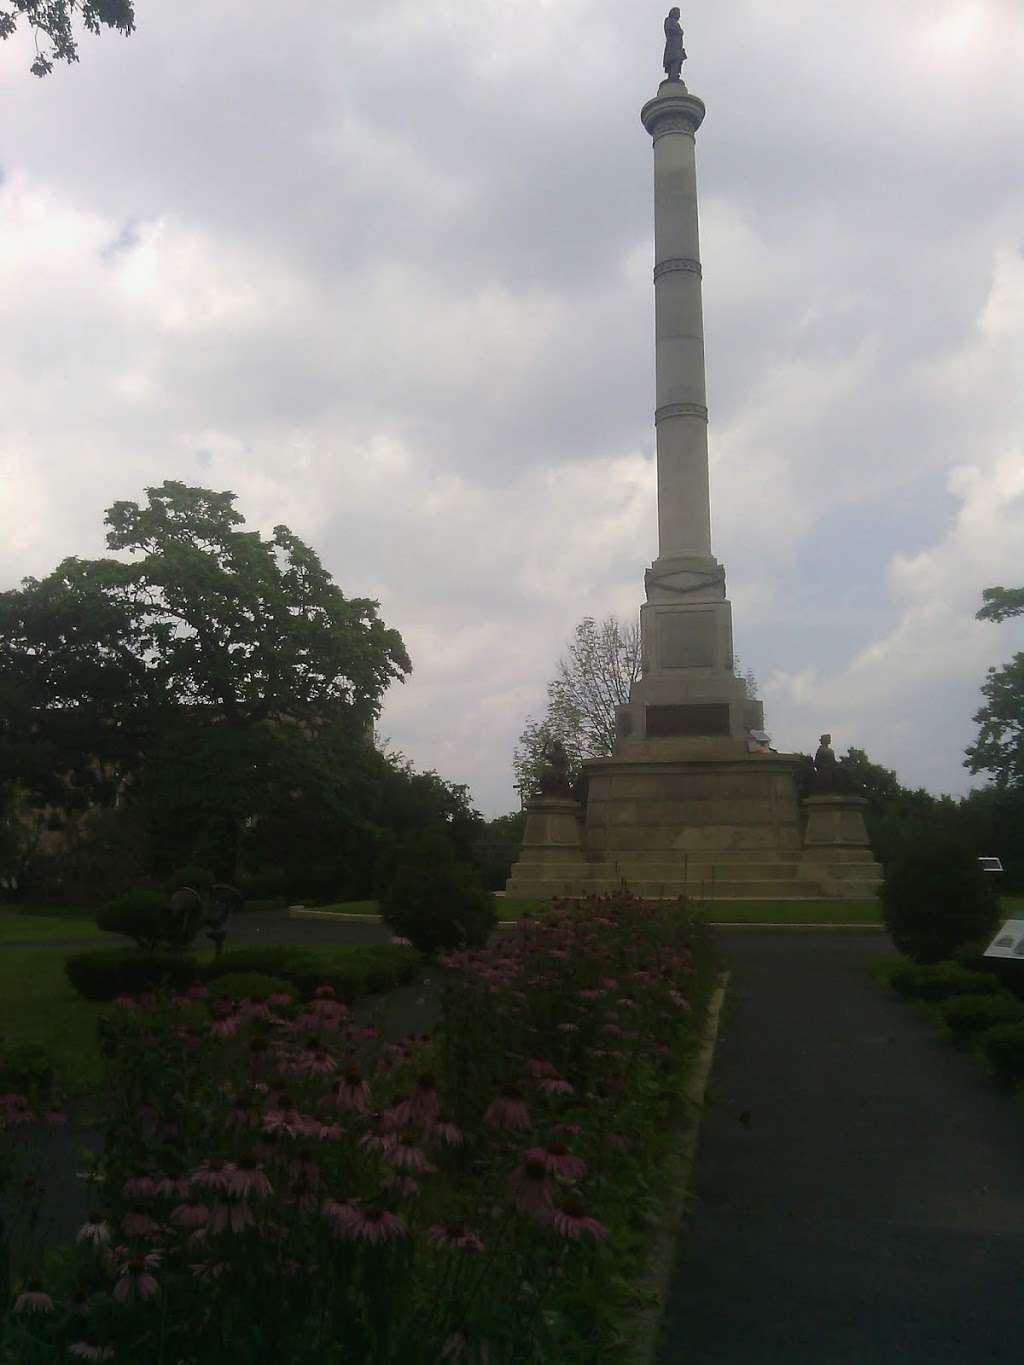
980, 1021, 1024, 1082
95, 888, 167, 948
65, 947, 199, 1001
284, 945, 420, 1001
201, 946, 303, 983
881, 833, 999, 963
0, 1039, 56, 1098
381, 860, 497, 955
163, 864, 214, 896
889, 960, 999, 1002
205, 972, 294, 1002
940, 992, 1024, 1039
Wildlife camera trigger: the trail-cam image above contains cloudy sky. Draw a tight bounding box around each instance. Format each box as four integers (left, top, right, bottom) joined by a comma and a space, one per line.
2, 0, 1023, 815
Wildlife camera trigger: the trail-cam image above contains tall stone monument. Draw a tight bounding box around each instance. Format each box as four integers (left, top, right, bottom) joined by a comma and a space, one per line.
508, 16, 881, 900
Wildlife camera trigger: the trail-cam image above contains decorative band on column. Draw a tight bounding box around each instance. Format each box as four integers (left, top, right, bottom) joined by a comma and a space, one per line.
653, 257, 702, 282
655, 402, 708, 425
650, 115, 697, 144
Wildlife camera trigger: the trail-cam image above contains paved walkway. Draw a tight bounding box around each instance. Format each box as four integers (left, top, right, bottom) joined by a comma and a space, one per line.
657, 929, 1024, 1364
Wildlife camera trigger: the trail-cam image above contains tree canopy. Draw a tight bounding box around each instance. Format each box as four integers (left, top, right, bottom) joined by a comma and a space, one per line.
0, 481, 411, 881
1, 0, 134, 76
965, 583, 1024, 788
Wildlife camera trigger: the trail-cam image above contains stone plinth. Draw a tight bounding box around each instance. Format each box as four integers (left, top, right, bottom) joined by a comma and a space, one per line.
795, 795, 882, 899
506, 797, 588, 894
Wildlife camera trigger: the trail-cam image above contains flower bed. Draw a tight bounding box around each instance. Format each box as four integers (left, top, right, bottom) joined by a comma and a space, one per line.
2, 893, 714, 1364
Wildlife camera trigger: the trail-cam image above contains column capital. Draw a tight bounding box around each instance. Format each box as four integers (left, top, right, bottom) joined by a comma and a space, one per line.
640, 82, 706, 142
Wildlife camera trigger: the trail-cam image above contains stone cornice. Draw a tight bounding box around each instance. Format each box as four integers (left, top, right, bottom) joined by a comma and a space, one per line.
640, 87, 706, 142
654, 257, 702, 282
655, 402, 708, 425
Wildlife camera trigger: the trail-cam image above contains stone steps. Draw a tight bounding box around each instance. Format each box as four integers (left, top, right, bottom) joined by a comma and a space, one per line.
505, 875, 829, 901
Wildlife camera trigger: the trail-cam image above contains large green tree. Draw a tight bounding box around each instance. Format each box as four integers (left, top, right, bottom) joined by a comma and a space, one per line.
965, 583, 1024, 788
1, 0, 134, 76
0, 481, 411, 880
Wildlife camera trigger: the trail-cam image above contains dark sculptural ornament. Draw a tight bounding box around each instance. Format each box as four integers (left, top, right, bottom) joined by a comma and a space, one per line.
162, 883, 243, 956
536, 738, 574, 798
810, 733, 843, 795
663, 7, 687, 81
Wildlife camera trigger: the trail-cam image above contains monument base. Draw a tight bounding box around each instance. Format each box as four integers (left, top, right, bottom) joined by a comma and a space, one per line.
507, 746, 876, 901
795, 794, 883, 899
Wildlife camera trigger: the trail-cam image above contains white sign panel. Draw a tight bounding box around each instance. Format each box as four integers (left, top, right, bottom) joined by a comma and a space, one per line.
984, 920, 1024, 959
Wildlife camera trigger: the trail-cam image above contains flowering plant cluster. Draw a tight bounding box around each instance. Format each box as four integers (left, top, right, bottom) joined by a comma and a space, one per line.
2, 893, 712, 1364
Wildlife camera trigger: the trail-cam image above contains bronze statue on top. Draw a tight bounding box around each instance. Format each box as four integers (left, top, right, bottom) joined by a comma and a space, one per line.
811, 733, 844, 795
536, 737, 574, 798
663, 7, 687, 81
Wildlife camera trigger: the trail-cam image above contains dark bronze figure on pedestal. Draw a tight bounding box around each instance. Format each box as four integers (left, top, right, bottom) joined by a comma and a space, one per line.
663, 7, 687, 81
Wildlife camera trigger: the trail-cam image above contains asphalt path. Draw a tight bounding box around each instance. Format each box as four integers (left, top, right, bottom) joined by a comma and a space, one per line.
656, 929, 1024, 1365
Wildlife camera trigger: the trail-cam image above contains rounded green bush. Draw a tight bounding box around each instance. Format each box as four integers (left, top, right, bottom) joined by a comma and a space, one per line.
96, 888, 167, 948
882, 834, 999, 964
381, 861, 497, 956
205, 972, 294, 1002
890, 961, 1000, 1002
65, 947, 199, 1001
940, 992, 1024, 1038
980, 1022, 1024, 1082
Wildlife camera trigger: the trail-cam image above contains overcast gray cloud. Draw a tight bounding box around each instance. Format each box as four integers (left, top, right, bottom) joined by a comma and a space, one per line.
2, 0, 1023, 813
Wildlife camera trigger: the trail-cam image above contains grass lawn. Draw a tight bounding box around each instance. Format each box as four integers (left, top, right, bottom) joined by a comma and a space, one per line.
0, 947, 107, 1096
0, 908, 107, 943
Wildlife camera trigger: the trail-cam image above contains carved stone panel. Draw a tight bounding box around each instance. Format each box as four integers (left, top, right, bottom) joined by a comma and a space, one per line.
645, 703, 731, 737
658, 611, 716, 670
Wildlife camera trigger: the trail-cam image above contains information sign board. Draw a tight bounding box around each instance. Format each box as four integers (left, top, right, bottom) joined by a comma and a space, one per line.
984, 921, 1024, 959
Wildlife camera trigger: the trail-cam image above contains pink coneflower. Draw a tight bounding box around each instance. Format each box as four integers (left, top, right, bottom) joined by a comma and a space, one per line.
189, 1158, 230, 1194
537, 1076, 574, 1096
225, 1155, 273, 1200
334, 1066, 371, 1113
383, 1173, 421, 1199
298, 1047, 336, 1077
427, 1114, 464, 1148
76, 1215, 111, 1248
509, 1157, 555, 1219
524, 1058, 556, 1078
268, 991, 294, 1007
287, 1150, 319, 1189
406, 1073, 439, 1125
186, 983, 210, 1000
263, 1104, 319, 1139
322, 1199, 359, 1236
550, 1197, 607, 1242
333, 1204, 407, 1245
390, 934, 413, 947
0, 1094, 33, 1125
113, 1250, 161, 1302
170, 1202, 210, 1230
154, 1170, 191, 1198
526, 1141, 587, 1182
208, 1199, 255, 1234
389, 1132, 432, 1172
122, 1172, 158, 1200
556, 1022, 579, 1034
669, 990, 691, 1011
426, 1221, 485, 1252
111, 995, 137, 1009
69, 1342, 115, 1360
13, 1287, 54, 1314
315, 1120, 343, 1141
483, 1085, 531, 1132
122, 1207, 157, 1237
314, 983, 336, 999
358, 1125, 396, 1156
44, 1108, 68, 1125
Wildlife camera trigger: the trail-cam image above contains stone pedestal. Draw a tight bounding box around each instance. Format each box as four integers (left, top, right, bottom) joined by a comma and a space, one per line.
795, 795, 883, 899
506, 797, 589, 895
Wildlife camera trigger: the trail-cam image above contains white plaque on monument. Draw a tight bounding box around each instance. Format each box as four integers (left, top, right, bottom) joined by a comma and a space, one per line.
983, 921, 1024, 959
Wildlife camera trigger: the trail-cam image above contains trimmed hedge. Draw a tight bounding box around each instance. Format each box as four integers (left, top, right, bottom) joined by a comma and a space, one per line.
200, 944, 420, 1002
205, 972, 294, 1002
940, 992, 1024, 1039
65, 947, 200, 1001
381, 861, 497, 956
881, 834, 999, 964
889, 961, 1000, 1003
980, 1022, 1024, 1082
95, 889, 167, 948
